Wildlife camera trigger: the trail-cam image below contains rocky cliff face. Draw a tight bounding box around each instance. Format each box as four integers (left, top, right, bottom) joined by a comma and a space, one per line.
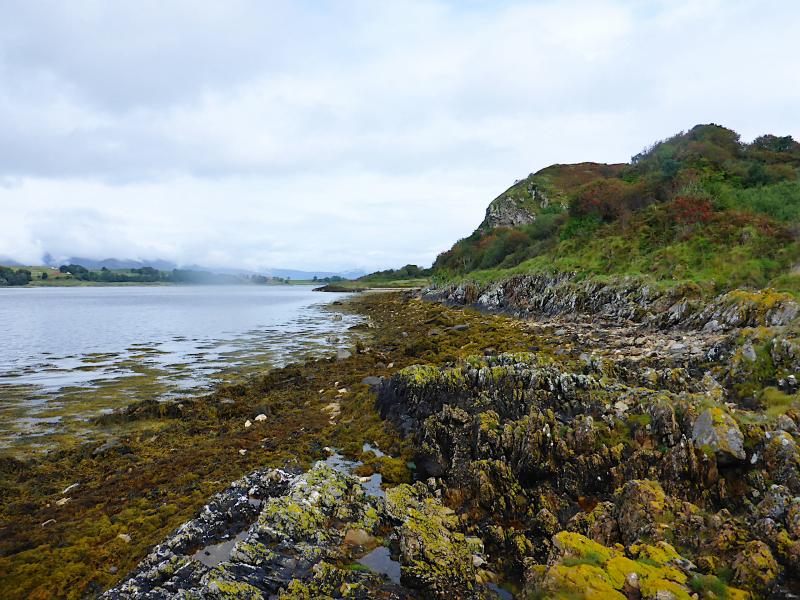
477, 162, 625, 232
479, 190, 541, 231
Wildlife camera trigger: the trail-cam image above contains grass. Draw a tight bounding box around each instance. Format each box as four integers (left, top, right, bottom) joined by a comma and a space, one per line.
434, 203, 800, 299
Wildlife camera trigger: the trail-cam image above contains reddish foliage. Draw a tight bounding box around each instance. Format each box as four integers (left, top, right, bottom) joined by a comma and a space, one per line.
572, 178, 652, 221
670, 195, 713, 225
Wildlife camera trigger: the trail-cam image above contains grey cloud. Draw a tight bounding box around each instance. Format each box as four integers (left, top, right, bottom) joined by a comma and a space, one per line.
0, 0, 798, 271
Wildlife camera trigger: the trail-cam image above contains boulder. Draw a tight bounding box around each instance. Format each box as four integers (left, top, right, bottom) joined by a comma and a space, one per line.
691, 408, 745, 461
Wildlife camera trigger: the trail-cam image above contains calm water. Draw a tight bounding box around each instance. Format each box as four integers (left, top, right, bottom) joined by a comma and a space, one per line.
0, 285, 360, 451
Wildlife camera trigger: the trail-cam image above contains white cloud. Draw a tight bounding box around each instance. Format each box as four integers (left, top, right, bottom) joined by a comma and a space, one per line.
0, 0, 798, 270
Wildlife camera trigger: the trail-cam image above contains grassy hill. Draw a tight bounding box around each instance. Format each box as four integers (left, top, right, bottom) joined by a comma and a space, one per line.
432, 124, 800, 296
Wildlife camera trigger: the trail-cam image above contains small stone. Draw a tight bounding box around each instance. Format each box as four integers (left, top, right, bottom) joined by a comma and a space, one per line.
254, 413, 267, 421
336, 349, 352, 360
343, 528, 375, 547
56, 497, 70, 506
741, 342, 757, 362
117, 533, 131, 543
239, 449, 248, 455
244, 420, 252, 428
61, 483, 79, 495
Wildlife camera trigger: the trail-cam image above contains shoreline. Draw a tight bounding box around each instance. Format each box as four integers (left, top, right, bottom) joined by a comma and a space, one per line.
0, 291, 538, 598
3, 285, 800, 598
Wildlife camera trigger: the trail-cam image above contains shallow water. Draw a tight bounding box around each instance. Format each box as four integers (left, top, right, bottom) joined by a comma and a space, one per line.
357, 546, 401, 585
0, 285, 360, 451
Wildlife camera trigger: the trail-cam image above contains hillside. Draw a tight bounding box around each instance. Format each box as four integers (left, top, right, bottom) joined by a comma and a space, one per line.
433, 124, 800, 296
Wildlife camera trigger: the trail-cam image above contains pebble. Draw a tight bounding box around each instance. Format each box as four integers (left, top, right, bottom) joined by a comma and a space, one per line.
239, 449, 248, 456
56, 497, 71, 506
117, 533, 131, 543
254, 414, 267, 422
245, 420, 252, 428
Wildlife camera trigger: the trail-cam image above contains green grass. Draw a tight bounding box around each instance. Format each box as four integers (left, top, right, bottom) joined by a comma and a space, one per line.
434, 203, 800, 298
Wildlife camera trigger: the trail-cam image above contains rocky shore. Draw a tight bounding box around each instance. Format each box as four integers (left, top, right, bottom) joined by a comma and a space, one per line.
5, 279, 800, 598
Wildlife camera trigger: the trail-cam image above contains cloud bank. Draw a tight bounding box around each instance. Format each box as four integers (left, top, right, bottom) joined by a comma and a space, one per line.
1, 0, 798, 271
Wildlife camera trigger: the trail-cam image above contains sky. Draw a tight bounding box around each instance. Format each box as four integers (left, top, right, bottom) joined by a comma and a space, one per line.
1, 0, 799, 272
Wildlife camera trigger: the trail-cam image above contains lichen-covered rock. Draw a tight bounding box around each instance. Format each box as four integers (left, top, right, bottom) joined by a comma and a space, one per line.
385, 484, 486, 598
614, 480, 668, 545
691, 407, 746, 461
525, 532, 748, 600
731, 540, 779, 594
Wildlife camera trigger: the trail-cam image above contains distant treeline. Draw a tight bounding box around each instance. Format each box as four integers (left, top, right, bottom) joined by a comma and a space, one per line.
359, 264, 432, 282
57, 264, 287, 285
0, 266, 32, 286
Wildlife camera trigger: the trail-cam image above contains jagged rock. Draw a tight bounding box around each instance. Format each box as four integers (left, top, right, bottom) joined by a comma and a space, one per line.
424, 274, 799, 330
566, 501, 619, 546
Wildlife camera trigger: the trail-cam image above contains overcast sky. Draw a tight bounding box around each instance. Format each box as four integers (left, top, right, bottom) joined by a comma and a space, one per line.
1, 0, 798, 272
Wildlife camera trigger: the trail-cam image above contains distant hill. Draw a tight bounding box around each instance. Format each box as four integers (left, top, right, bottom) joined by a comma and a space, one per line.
431, 123, 800, 296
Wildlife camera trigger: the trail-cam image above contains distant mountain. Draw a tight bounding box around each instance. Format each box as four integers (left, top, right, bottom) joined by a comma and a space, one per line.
44, 256, 178, 271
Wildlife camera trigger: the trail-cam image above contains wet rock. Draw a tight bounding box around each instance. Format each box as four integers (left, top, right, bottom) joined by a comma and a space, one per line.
336, 348, 353, 361
361, 376, 382, 387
